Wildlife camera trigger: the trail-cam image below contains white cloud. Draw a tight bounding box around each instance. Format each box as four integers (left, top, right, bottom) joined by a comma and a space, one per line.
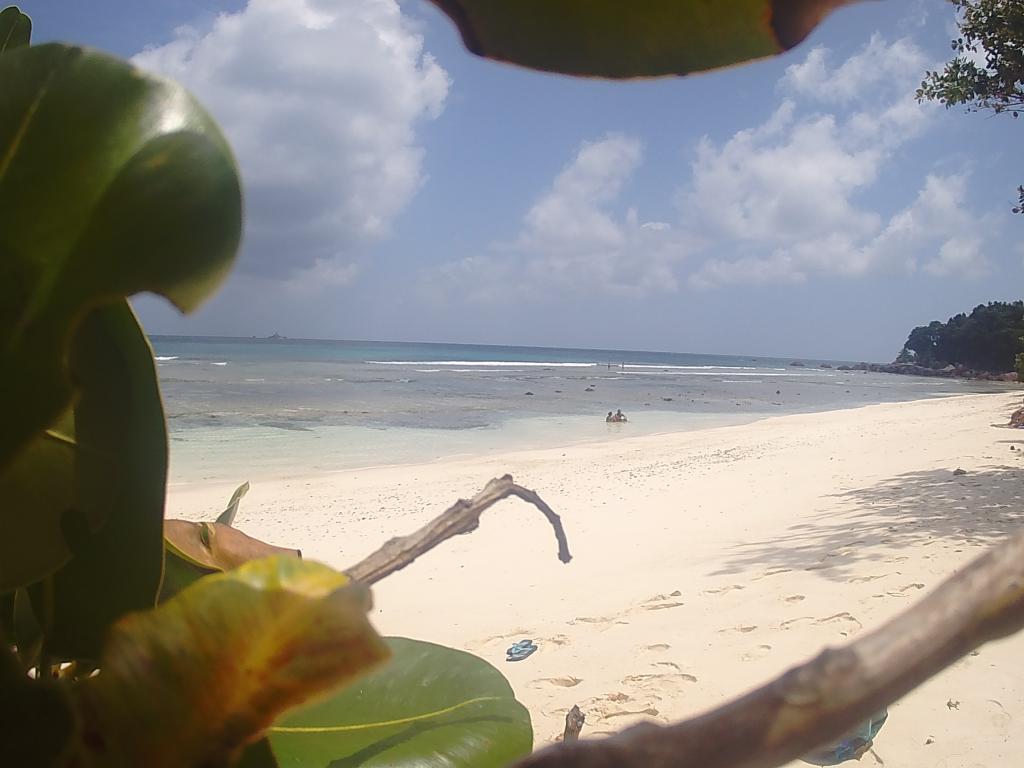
782, 34, 929, 104
687, 35, 991, 288
428, 135, 696, 300
134, 0, 448, 281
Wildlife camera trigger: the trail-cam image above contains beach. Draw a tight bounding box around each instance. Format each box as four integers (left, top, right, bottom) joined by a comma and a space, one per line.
167, 391, 1024, 766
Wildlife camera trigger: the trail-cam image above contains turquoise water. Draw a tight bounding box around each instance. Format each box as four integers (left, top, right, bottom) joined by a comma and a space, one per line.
152, 336, 1002, 484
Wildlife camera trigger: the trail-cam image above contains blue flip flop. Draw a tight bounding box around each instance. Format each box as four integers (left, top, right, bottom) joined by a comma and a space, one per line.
506, 640, 538, 662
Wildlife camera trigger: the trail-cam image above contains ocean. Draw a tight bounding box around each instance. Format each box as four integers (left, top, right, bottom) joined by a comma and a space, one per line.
152, 336, 1002, 485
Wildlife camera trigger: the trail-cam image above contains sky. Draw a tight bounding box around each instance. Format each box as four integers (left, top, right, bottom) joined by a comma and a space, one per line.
23, 0, 1022, 360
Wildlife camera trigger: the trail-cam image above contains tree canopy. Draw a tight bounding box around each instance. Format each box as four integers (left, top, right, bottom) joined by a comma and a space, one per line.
901, 301, 1024, 372
916, 0, 1024, 213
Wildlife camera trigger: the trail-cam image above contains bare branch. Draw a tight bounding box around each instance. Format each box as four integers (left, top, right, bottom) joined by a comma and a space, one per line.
345, 475, 571, 586
514, 529, 1024, 768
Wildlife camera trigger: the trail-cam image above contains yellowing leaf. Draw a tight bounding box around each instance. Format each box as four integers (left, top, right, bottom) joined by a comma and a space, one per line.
428, 0, 857, 78
72, 557, 389, 768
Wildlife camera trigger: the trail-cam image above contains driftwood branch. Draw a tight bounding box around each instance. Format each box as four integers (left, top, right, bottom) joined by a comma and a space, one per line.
345, 474, 571, 586
514, 529, 1024, 768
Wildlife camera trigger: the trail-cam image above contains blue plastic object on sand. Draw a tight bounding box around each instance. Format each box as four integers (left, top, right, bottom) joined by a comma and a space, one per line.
506, 639, 537, 662
801, 709, 888, 765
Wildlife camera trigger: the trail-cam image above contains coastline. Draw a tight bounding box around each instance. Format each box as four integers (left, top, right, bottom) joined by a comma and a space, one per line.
167, 392, 1024, 765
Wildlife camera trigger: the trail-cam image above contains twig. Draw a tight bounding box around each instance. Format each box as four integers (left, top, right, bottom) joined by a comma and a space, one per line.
562, 705, 585, 743
514, 529, 1024, 768
345, 475, 571, 586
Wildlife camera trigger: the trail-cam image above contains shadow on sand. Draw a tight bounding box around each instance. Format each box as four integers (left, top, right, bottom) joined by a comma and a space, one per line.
713, 465, 1024, 581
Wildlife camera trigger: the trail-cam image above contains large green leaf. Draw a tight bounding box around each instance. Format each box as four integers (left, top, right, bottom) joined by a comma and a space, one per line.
0, 42, 242, 468
0, 6, 31, 53
428, 0, 856, 78
29, 302, 167, 659
269, 637, 533, 768
73, 557, 389, 768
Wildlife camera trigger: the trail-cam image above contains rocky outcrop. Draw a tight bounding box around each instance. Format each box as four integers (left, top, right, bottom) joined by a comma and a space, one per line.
789, 361, 805, 367
848, 362, 1018, 382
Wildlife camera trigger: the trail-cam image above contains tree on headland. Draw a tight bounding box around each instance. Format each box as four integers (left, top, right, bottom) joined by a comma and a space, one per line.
916, 0, 1024, 213
901, 301, 1024, 371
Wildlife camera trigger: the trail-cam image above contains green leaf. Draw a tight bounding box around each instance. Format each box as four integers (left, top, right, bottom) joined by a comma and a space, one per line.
427, 0, 855, 78
73, 557, 389, 768
0, 43, 242, 468
0, 646, 78, 767
269, 637, 533, 768
0, 6, 31, 52
17, 303, 167, 659
216, 480, 251, 526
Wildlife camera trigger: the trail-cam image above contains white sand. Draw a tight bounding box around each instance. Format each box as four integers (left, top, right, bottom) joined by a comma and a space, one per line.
168, 392, 1024, 766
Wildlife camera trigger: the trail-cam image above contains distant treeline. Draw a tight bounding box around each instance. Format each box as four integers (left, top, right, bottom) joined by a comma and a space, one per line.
900, 301, 1024, 373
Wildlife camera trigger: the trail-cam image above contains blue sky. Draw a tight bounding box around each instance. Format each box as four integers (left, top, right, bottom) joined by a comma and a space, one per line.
24, 0, 1021, 360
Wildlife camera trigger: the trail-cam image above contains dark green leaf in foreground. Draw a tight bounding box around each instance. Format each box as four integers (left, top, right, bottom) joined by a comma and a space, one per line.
0, 42, 241, 468
427, 0, 857, 78
269, 637, 533, 768
31, 302, 167, 659
0, 6, 31, 53
73, 557, 389, 768
2, 303, 166, 640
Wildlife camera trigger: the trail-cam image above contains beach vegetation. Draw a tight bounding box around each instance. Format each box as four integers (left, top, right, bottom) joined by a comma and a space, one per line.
900, 301, 1024, 372
916, 0, 1024, 213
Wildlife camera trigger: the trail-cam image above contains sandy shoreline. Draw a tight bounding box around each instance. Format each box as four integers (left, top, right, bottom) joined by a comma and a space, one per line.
168, 392, 1024, 766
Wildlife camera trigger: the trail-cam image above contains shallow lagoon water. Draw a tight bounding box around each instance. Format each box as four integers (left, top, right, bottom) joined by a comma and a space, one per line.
153, 336, 1007, 485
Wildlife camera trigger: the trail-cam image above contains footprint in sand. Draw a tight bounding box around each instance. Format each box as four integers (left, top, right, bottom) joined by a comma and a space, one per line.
653, 661, 682, 671
643, 601, 685, 611
742, 644, 772, 662
645, 591, 683, 602
704, 584, 745, 595
848, 574, 889, 583
569, 615, 630, 630
542, 633, 570, 646
817, 612, 863, 635
784, 595, 806, 603
580, 693, 662, 726
887, 583, 925, 597
531, 676, 582, 689
621, 672, 698, 703
754, 567, 792, 580
481, 628, 533, 644
719, 624, 758, 634
988, 699, 1012, 732
645, 643, 671, 651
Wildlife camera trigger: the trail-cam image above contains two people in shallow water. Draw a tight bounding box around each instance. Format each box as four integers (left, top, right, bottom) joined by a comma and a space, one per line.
606, 409, 627, 423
